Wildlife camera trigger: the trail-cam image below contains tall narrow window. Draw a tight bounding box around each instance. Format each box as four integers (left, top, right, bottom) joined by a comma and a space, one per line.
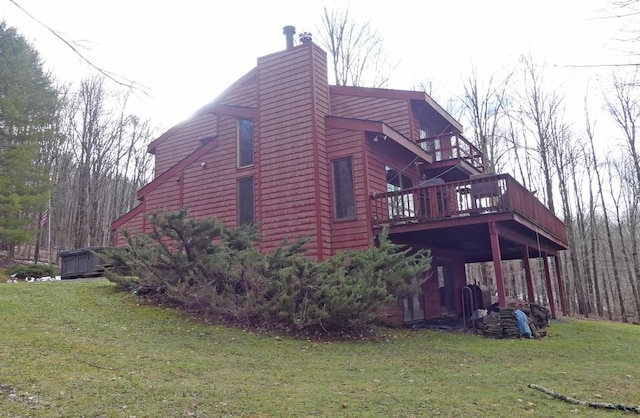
332, 157, 355, 220
237, 177, 254, 225
238, 119, 254, 167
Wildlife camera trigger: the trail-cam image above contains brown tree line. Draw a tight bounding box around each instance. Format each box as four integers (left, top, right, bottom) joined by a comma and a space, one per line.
461, 59, 640, 323
28, 76, 153, 262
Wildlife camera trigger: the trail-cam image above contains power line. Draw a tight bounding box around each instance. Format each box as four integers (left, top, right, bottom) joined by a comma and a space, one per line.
551, 62, 640, 68
8, 0, 150, 93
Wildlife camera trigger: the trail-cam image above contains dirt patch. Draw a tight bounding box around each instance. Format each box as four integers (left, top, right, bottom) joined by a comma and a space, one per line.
0, 383, 46, 410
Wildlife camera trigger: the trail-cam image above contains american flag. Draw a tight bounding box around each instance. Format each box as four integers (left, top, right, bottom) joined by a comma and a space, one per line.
40, 210, 48, 228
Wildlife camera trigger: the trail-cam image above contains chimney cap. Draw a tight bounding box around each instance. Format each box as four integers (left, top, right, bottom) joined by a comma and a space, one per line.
299, 32, 312, 45
283, 25, 296, 49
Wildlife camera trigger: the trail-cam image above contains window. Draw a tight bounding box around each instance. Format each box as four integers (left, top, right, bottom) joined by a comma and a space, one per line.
386, 165, 415, 219
238, 119, 254, 167
332, 158, 355, 220
385, 166, 413, 191
418, 117, 431, 139
237, 177, 254, 225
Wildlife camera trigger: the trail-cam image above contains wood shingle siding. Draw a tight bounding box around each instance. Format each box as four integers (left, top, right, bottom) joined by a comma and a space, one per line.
327, 128, 371, 252
256, 43, 331, 260
330, 94, 412, 139
153, 114, 218, 176
209, 69, 258, 107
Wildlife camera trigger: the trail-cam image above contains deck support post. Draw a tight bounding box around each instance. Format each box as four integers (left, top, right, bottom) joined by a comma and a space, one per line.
553, 255, 567, 316
489, 221, 506, 308
522, 246, 535, 304
542, 253, 557, 319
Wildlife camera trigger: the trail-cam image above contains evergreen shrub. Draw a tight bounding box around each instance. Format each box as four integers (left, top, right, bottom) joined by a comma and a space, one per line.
105, 209, 431, 331
7, 263, 57, 279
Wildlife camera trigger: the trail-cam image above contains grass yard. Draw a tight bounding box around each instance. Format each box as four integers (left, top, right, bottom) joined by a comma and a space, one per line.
1, 279, 639, 417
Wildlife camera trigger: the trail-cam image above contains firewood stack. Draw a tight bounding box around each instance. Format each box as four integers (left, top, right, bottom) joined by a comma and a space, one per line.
474, 302, 551, 339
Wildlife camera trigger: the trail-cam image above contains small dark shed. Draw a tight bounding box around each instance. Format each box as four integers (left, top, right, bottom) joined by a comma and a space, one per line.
60, 247, 106, 280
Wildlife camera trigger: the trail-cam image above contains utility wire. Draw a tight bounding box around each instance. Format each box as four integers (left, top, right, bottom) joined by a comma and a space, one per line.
9, 0, 150, 93
551, 62, 640, 68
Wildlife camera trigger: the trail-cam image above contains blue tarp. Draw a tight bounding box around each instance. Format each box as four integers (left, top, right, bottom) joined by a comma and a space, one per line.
514, 309, 532, 338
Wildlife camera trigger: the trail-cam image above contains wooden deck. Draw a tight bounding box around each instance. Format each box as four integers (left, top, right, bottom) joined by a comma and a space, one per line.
371, 174, 568, 261
418, 132, 485, 173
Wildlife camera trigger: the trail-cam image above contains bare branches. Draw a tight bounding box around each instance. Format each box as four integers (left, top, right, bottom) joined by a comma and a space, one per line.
8, 0, 149, 93
53, 76, 154, 249
317, 6, 392, 88
517, 56, 568, 214
461, 64, 514, 173
605, 69, 640, 188
609, 0, 640, 19
528, 384, 640, 413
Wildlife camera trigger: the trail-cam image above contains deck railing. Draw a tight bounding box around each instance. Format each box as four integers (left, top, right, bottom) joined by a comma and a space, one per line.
418, 133, 484, 171
371, 174, 568, 243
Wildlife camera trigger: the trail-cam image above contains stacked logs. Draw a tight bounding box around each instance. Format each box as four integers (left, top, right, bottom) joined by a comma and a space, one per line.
474, 303, 551, 339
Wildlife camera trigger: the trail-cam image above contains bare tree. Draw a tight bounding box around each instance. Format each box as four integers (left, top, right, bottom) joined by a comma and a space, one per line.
608, 0, 640, 47
461, 65, 513, 173
609, 157, 640, 319
620, 156, 640, 318
605, 70, 640, 189
519, 56, 563, 214
547, 121, 589, 315
582, 144, 606, 317
317, 6, 392, 88
54, 76, 154, 250
604, 69, 640, 320
504, 117, 531, 189
110, 115, 153, 218
601, 154, 629, 322
567, 148, 592, 315
585, 114, 617, 320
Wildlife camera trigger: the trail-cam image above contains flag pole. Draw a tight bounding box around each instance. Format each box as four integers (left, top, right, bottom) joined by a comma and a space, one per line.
47, 196, 52, 266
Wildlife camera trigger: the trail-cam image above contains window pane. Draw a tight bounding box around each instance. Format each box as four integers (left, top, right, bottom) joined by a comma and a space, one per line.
401, 174, 413, 189
333, 158, 355, 220
386, 166, 415, 219
238, 177, 254, 225
386, 166, 401, 191
386, 166, 414, 190
238, 119, 254, 167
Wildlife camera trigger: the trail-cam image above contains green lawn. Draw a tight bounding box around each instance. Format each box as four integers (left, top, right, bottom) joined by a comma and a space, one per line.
1, 279, 639, 417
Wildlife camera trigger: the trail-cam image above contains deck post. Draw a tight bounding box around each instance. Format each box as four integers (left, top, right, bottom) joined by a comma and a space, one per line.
542, 253, 557, 319
553, 255, 567, 316
489, 222, 506, 308
522, 246, 535, 303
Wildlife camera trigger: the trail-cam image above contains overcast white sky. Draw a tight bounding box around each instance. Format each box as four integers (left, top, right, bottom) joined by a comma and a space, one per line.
0, 0, 632, 134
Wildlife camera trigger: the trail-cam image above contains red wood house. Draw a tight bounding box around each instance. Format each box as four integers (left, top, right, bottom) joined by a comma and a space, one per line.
111, 28, 569, 324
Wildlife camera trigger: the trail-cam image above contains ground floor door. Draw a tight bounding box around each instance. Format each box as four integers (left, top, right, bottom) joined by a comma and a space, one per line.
403, 277, 426, 323
437, 263, 456, 316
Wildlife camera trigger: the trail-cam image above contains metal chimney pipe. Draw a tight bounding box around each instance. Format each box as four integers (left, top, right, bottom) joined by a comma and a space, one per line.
283, 25, 296, 49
